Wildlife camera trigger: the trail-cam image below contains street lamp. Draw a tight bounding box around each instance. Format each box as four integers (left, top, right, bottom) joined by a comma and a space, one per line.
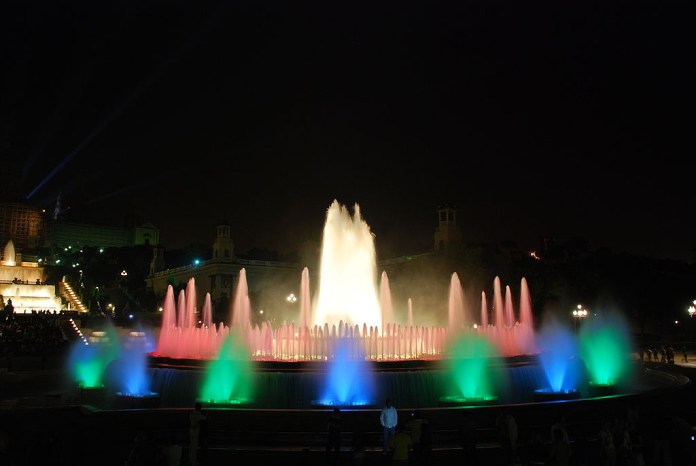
688, 300, 696, 344
572, 304, 588, 331
286, 293, 297, 304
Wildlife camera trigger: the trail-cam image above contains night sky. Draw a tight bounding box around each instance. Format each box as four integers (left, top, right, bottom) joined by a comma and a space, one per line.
3, 1, 694, 261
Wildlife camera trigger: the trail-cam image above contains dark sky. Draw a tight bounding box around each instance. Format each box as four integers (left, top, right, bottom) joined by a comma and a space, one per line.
3, 0, 694, 261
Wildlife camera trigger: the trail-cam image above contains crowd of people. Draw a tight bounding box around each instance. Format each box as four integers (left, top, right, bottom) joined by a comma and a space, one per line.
0, 311, 71, 359
639, 344, 687, 364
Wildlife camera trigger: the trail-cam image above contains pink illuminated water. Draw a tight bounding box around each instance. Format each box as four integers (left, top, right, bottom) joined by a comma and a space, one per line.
448, 274, 536, 356
154, 200, 538, 361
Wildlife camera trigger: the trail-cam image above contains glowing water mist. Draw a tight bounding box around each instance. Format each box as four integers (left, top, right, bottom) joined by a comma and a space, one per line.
110, 331, 157, 397
67, 325, 121, 388
536, 319, 583, 393
580, 311, 632, 387
313, 201, 382, 329
315, 339, 376, 407
440, 333, 500, 404
199, 332, 254, 405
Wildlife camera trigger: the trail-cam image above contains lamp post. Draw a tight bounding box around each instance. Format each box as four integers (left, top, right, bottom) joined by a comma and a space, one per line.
688, 301, 696, 344
572, 304, 588, 332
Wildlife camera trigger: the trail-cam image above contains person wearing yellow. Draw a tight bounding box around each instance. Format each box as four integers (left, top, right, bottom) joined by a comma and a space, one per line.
389, 423, 413, 465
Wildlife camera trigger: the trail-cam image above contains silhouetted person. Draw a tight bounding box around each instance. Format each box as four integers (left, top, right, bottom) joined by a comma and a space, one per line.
496, 411, 518, 465
460, 413, 478, 465
4, 298, 13, 315
380, 398, 398, 454
189, 402, 207, 466
598, 418, 616, 466
406, 411, 428, 463
161, 434, 182, 466
419, 417, 432, 463
550, 413, 570, 447
547, 427, 571, 466
351, 430, 367, 465
682, 345, 689, 363
126, 432, 159, 466
326, 407, 342, 465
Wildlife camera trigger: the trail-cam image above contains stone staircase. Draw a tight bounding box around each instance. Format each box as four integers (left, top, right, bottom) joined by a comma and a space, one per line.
59, 279, 88, 313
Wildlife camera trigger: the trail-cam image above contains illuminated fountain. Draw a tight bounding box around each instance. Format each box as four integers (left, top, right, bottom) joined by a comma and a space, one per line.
108, 330, 161, 408
67, 325, 121, 405
143, 200, 663, 410
579, 311, 633, 397
533, 319, 584, 401
67, 324, 163, 408
154, 200, 536, 363
312, 338, 376, 407
198, 332, 254, 406
439, 333, 502, 406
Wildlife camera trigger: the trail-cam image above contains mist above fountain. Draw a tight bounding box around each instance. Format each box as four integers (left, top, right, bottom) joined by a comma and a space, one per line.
67, 325, 121, 389
154, 200, 537, 362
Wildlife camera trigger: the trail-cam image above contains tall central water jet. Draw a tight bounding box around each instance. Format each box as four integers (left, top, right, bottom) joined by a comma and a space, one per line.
313, 200, 382, 329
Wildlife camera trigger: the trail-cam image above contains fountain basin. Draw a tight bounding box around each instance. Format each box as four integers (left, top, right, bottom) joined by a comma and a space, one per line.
438, 395, 499, 407
197, 398, 254, 408
79, 385, 106, 407
114, 392, 161, 409
144, 355, 663, 410
533, 388, 582, 403
587, 382, 617, 398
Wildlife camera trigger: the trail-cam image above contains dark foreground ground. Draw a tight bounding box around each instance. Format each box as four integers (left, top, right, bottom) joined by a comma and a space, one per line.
1, 355, 696, 466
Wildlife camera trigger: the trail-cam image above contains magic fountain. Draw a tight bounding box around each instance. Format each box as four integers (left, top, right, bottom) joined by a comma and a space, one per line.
153, 200, 537, 363
71, 200, 659, 409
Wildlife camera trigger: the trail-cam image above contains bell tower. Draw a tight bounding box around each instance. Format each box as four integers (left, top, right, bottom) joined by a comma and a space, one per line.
212, 224, 234, 261
433, 203, 462, 252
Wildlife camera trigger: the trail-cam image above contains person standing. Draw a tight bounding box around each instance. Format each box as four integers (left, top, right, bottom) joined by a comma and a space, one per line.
389, 423, 413, 465
496, 411, 518, 465
326, 407, 342, 465
189, 402, 207, 466
407, 411, 428, 464
4, 298, 13, 315
546, 427, 571, 466
380, 398, 398, 454
460, 413, 478, 465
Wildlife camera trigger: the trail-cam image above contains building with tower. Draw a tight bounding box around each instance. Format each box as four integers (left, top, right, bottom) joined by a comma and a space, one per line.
434, 203, 463, 253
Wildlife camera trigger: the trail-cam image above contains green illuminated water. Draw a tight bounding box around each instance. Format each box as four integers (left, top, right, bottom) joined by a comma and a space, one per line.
199, 332, 254, 405
579, 312, 631, 386
67, 327, 121, 388
442, 333, 499, 401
